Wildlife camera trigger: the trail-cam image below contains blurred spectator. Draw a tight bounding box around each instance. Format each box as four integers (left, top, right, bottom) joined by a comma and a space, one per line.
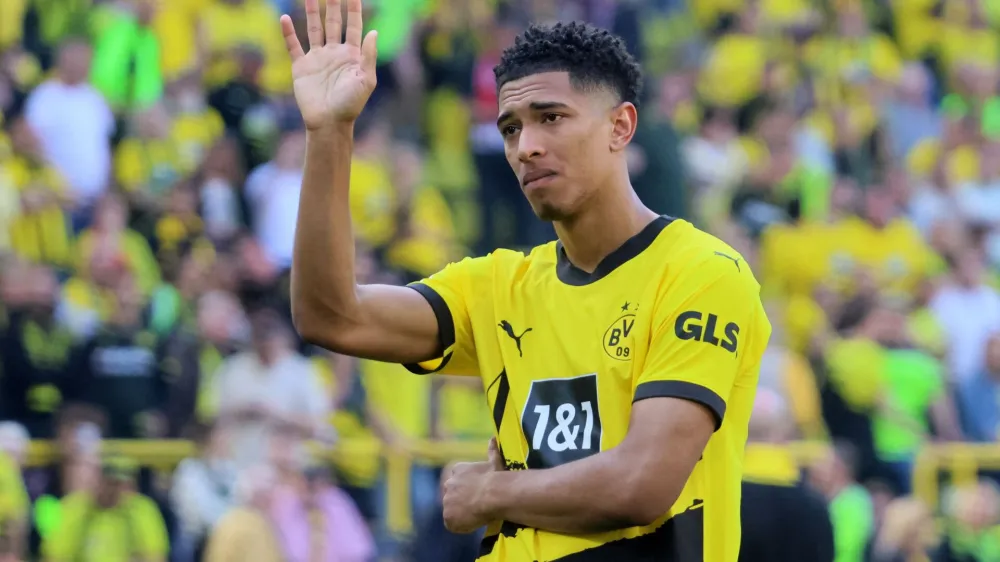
362, 358, 441, 558
114, 104, 185, 220
90, 0, 163, 114
0, 421, 29, 562
739, 388, 835, 562
25, 403, 105, 554
872, 306, 962, 494
629, 74, 687, 218
162, 74, 226, 175
203, 464, 283, 562
955, 140, 1000, 270
754, 303, 825, 440
245, 130, 305, 270
3, 114, 74, 269
213, 235, 285, 315
349, 116, 398, 253
198, 0, 290, 96
683, 106, 748, 226
43, 453, 168, 562
75, 274, 166, 439
208, 45, 275, 171
170, 421, 236, 562
940, 480, 1000, 560
958, 333, 1000, 442
870, 497, 937, 562
383, 142, 461, 281
856, 185, 935, 308
311, 349, 381, 522
212, 307, 328, 469
931, 248, 1000, 383
270, 459, 376, 562
197, 137, 245, 243
73, 191, 161, 299
882, 63, 942, 164
810, 441, 876, 562
24, 38, 113, 224
0, 264, 77, 437
17, 0, 92, 71
150, 181, 213, 279
159, 289, 247, 436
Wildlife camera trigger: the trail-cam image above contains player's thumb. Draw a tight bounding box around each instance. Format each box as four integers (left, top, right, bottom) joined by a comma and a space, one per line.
487, 437, 504, 470
361, 30, 378, 74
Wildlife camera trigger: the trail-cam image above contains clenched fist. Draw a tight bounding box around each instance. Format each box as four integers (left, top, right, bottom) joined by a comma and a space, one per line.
442, 437, 505, 534
280, 0, 378, 130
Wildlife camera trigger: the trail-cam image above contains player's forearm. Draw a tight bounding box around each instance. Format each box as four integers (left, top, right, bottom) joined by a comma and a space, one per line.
291, 123, 362, 343
482, 449, 664, 534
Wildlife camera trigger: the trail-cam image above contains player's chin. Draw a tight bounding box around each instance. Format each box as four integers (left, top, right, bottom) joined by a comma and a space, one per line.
531, 202, 572, 222
527, 194, 574, 222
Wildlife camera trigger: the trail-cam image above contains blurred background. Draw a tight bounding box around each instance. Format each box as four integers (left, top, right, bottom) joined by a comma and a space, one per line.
1, 0, 1000, 560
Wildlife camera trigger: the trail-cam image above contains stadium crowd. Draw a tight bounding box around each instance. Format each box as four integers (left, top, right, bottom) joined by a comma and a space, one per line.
1, 0, 1000, 560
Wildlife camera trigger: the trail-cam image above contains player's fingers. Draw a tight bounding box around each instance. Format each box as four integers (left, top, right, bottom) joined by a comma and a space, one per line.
325, 0, 343, 44
440, 462, 457, 493
361, 30, 378, 75
304, 0, 324, 50
344, 0, 363, 48
280, 15, 305, 61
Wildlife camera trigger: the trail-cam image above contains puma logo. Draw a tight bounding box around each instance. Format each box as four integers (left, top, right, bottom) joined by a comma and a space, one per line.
714, 251, 741, 272
498, 320, 532, 357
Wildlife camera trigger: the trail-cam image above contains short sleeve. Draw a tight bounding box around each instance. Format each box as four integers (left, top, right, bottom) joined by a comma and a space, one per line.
403, 255, 494, 377
634, 257, 769, 430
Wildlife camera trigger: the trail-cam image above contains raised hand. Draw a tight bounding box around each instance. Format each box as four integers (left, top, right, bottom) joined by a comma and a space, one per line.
280, 0, 378, 130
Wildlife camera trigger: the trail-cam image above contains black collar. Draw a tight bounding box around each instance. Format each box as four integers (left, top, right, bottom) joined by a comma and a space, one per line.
555, 215, 676, 286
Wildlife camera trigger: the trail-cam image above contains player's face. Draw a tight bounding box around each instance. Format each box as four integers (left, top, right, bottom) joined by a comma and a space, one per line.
497, 72, 634, 221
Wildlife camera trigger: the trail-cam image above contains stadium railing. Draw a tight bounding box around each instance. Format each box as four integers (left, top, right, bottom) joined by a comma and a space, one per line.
23, 439, 992, 534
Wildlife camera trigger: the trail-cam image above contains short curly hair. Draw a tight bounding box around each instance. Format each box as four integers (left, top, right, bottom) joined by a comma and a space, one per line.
494, 22, 643, 106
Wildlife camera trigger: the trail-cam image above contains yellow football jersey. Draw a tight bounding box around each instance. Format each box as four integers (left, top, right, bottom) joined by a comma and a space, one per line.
406, 217, 771, 561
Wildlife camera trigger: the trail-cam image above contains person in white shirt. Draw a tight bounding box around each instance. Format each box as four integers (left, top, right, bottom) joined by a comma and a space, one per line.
211, 307, 329, 469
24, 39, 114, 225
931, 248, 1000, 383
171, 421, 238, 562
245, 131, 306, 269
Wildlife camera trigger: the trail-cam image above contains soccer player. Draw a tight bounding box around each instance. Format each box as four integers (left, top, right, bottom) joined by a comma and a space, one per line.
280, 0, 772, 560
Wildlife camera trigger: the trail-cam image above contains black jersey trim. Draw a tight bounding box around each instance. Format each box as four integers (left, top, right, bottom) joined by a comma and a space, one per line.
555, 215, 676, 286
633, 380, 726, 431
479, 501, 705, 561
402, 283, 455, 375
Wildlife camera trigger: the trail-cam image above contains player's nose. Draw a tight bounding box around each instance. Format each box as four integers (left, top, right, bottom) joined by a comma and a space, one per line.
516, 127, 547, 163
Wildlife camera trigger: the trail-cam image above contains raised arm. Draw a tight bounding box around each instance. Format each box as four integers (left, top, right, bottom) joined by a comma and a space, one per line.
282, 0, 441, 363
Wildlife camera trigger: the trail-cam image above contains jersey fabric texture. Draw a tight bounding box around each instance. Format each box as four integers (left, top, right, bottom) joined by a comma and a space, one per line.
405, 216, 772, 562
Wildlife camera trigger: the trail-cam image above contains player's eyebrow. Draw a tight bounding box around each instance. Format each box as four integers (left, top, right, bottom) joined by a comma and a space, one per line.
496, 101, 571, 129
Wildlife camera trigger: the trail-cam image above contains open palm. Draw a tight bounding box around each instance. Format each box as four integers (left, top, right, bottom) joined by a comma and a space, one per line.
280, 0, 378, 130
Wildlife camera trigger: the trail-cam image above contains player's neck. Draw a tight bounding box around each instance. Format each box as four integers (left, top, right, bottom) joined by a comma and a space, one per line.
555, 189, 658, 274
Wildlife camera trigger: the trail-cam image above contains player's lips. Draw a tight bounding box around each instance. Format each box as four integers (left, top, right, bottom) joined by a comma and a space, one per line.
521, 169, 558, 189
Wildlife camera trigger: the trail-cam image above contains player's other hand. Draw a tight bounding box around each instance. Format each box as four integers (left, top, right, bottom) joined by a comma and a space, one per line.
280, 0, 378, 130
442, 437, 505, 534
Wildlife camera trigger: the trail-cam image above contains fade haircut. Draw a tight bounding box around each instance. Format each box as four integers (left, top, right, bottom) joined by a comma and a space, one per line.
494, 22, 643, 106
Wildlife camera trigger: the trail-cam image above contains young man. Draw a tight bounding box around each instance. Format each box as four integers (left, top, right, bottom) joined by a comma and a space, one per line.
280, 1, 771, 560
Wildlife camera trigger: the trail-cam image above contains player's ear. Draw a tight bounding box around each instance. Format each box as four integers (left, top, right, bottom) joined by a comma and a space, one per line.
608, 102, 638, 153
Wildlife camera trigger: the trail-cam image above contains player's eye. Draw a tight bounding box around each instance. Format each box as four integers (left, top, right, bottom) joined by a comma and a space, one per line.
542, 113, 563, 124
501, 124, 520, 137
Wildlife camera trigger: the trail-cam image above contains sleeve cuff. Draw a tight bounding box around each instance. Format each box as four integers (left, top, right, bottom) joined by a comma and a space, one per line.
403, 283, 455, 375
633, 380, 727, 431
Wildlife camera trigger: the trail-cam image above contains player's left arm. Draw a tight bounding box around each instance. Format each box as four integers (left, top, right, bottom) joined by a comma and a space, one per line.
478, 258, 769, 534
